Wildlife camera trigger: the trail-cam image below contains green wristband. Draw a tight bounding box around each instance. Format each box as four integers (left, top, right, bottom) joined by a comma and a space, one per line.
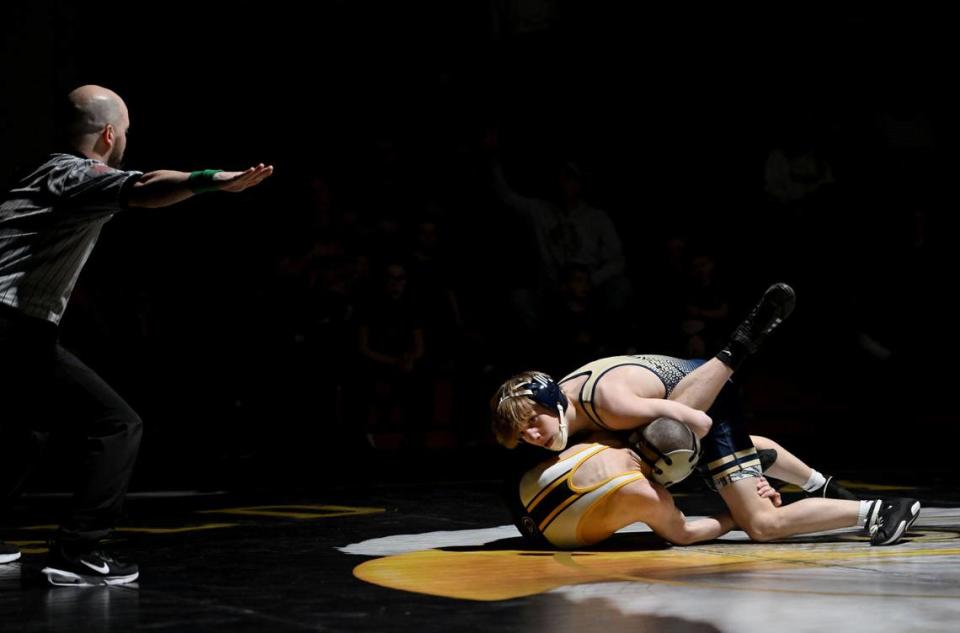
187, 169, 224, 193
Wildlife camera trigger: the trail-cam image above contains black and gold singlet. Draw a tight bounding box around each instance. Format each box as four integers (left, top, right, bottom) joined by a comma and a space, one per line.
559, 355, 704, 430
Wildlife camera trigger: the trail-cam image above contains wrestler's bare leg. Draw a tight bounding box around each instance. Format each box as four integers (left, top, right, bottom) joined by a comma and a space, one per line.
719, 477, 859, 541
750, 435, 812, 485
667, 358, 733, 410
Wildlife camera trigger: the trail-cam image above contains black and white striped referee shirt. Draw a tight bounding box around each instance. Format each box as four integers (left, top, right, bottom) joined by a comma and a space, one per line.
0, 153, 142, 324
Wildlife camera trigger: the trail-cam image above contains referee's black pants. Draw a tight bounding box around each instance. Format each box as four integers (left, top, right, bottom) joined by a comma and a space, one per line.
0, 304, 142, 546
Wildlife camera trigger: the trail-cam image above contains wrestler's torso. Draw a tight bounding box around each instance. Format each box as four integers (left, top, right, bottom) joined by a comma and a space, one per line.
516, 442, 651, 548
559, 355, 703, 431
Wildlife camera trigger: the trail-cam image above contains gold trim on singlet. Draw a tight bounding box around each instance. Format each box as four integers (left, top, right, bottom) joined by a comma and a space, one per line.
711, 458, 762, 480
706, 447, 759, 471
525, 444, 600, 513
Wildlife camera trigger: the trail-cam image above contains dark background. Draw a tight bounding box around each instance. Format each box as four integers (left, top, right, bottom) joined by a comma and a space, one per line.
3, 2, 957, 492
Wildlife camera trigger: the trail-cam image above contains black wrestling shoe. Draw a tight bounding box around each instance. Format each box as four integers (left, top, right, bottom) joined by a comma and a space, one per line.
716, 283, 796, 370
805, 475, 859, 501
866, 498, 921, 546
730, 283, 796, 353
0, 541, 21, 564
41, 542, 139, 586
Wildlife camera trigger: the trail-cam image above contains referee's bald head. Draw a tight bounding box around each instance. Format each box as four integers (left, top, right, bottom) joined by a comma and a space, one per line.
59, 84, 129, 149
58, 85, 130, 165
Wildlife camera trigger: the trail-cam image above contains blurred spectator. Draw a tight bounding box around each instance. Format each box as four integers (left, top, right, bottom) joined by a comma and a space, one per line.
485, 127, 633, 337
680, 251, 731, 358
405, 214, 464, 442
406, 214, 464, 359
355, 262, 429, 447
540, 262, 608, 372
765, 140, 835, 206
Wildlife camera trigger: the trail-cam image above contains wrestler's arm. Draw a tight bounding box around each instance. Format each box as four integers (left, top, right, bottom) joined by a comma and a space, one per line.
596, 385, 713, 438
587, 474, 734, 546
642, 484, 735, 545
645, 478, 781, 545
593, 477, 780, 546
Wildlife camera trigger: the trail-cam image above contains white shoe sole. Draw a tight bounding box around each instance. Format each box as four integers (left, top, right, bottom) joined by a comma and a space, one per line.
41, 566, 139, 587
0, 552, 21, 564
906, 502, 922, 530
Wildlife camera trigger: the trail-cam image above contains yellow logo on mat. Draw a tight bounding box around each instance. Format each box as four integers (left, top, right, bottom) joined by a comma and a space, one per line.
354, 530, 960, 601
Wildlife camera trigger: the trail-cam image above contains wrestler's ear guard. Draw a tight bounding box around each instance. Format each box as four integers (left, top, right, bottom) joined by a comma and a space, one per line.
630, 417, 702, 487
499, 372, 568, 412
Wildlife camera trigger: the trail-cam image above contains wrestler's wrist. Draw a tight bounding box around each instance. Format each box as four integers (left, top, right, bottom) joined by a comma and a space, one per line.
187, 169, 224, 193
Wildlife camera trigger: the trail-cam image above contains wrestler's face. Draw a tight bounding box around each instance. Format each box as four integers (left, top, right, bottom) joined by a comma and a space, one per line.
519, 406, 561, 448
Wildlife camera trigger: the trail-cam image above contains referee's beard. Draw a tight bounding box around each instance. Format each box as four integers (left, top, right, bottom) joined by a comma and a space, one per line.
106, 142, 126, 169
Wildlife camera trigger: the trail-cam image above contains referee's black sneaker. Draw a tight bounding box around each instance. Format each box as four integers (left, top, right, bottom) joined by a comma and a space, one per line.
41, 541, 139, 586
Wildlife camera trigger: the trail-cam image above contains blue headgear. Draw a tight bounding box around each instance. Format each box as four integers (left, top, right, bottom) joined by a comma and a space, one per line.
514, 373, 568, 412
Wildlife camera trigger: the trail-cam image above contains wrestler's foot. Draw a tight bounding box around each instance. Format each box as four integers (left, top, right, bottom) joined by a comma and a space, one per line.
730, 282, 796, 352
867, 498, 921, 546
716, 283, 796, 369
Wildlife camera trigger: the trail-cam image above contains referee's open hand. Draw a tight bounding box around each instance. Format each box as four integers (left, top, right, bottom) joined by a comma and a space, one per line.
214, 164, 274, 192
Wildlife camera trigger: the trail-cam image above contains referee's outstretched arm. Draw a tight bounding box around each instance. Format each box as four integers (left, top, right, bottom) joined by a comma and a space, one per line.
126, 164, 274, 208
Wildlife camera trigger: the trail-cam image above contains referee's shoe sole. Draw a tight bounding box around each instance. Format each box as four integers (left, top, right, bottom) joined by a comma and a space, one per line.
41, 567, 139, 587
0, 542, 21, 564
